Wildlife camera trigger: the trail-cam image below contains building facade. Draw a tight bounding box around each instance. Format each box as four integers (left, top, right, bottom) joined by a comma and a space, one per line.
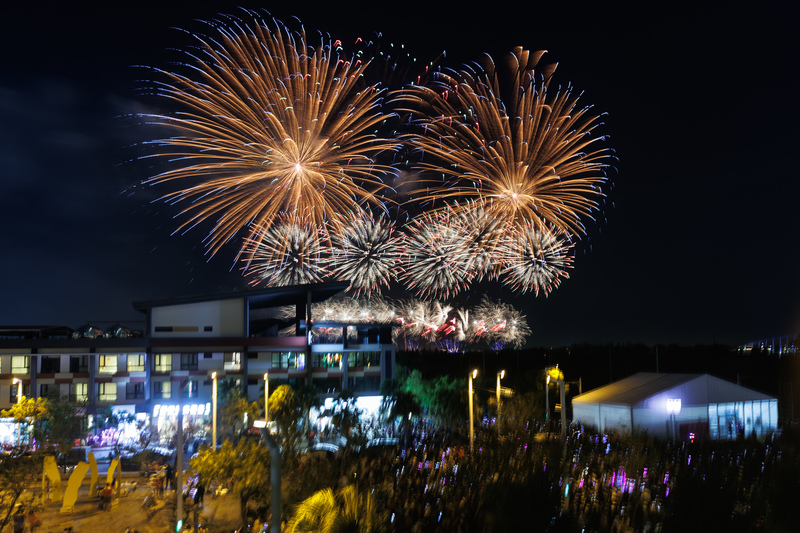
0, 282, 396, 446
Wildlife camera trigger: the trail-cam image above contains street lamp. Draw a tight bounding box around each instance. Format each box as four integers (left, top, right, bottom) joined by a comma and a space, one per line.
12, 378, 22, 403
496, 370, 505, 429
264, 372, 269, 424
12, 378, 22, 447
211, 372, 217, 451
469, 369, 477, 454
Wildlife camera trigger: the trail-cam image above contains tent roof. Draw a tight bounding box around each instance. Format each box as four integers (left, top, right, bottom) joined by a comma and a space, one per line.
572, 372, 776, 406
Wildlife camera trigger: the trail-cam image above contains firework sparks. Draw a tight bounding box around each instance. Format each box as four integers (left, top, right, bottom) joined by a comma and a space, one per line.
244, 215, 327, 286
471, 295, 532, 349
141, 10, 400, 264
397, 210, 472, 299
392, 47, 612, 237
499, 223, 574, 295
328, 212, 401, 297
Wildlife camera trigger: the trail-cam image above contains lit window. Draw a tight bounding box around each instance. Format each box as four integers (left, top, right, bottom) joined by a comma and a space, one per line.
154, 354, 172, 372
98, 383, 117, 402
127, 354, 146, 372
224, 352, 241, 371
98, 355, 118, 374
153, 381, 171, 399
70, 383, 88, 402
11, 356, 29, 374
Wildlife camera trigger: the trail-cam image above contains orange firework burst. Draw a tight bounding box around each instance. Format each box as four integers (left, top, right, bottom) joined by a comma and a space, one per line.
392, 47, 612, 237
141, 10, 400, 264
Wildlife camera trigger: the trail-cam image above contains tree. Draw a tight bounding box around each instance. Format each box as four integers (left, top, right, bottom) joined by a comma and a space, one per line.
39, 394, 86, 471
218, 388, 260, 444
190, 438, 271, 527
0, 451, 43, 532
287, 485, 387, 533
1, 396, 48, 448
268, 384, 306, 458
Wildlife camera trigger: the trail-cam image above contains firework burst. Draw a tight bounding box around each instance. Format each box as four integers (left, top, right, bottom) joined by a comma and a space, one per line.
141, 10, 400, 263
472, 295, 532, 349
392, 47, 611, 237
244, 215, 326, 286
499, 223, 574, 295
397, 210, 472, 299
327, 212, 401, 297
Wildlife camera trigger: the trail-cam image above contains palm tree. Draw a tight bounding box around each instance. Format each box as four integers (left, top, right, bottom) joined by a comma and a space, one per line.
287, 485, 386, 533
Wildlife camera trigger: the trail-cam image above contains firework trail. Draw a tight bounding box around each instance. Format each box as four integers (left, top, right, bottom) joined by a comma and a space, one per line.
327, 212, 401, 297
244, 215, 326, 286
391, 47, 611, 238
141, 10, 400, 264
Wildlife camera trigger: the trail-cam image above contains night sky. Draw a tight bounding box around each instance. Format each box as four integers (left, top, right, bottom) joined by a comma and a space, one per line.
1, 1, 798, 348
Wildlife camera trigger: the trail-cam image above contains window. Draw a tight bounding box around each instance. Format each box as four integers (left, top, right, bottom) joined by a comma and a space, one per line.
126, 382, 145, 400
69, 356, 89, 373
182, 380, 198, 399
98, 355, 117, 374
10, 383, 29, 403
312, 376, 342, 393
313, 352, 343, 369
153, 381, 171, 400
127, 354, 146, 372
180, 353, 198, 371
346, 351, 381, 368
70, 383, 88, 402
40, 383, 58, 398
98, 383, 117, 402
11, 356, 29, 374
40, 356, 60, 374
346, 375, 381, 392
224, 352, 241, 371
153, 354, 172, 372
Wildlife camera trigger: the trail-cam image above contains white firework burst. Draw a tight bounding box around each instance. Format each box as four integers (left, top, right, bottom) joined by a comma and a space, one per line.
397, 210, 471, 300
245, 216, 327, 286
499, 223, 574, 296
328, 212, 400, 297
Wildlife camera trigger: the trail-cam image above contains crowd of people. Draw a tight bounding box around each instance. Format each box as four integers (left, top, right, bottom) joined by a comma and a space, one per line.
316, 418, 794, 532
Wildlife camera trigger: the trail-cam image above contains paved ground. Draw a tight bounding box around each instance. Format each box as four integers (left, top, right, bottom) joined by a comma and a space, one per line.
30, 477, 240, 533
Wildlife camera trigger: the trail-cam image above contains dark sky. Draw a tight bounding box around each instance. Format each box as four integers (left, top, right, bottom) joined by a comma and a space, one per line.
1, 1, 798, 348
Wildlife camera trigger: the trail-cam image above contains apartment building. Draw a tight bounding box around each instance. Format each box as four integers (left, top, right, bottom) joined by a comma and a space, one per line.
0, 282, 396, 445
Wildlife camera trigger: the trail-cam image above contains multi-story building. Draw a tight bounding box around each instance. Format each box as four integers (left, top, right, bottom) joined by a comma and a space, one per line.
0, 282, 396, 446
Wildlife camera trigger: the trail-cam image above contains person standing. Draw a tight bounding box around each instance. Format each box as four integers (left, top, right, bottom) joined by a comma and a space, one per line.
13, 509, 25, 533
27, 510, 41, 533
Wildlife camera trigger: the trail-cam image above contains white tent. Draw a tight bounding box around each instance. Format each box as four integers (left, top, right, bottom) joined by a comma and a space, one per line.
572, 372, 778, 439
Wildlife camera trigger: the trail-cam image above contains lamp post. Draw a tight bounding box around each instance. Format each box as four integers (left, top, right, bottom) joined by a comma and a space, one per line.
12, 378, 22, 403
496, 370, 505, 429
176, 380, 189, 532
468, 369, 477, 454
211, 372, 217, 452
264, 372, 269, 426
12, 378, 22, 447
